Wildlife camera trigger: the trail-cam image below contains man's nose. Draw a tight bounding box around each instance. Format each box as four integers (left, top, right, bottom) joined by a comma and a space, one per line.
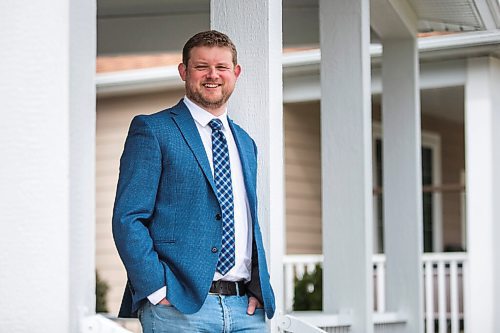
206, 67, 219, 78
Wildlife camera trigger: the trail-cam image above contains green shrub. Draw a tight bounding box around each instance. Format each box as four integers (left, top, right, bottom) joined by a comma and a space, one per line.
293, 264, 323, 311
96, 271, 109, 313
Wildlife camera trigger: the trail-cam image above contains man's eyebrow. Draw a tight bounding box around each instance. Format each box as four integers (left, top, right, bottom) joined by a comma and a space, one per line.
192, 60, 208, 65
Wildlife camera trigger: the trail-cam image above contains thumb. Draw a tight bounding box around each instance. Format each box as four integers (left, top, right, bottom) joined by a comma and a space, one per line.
247, 297, 257, 315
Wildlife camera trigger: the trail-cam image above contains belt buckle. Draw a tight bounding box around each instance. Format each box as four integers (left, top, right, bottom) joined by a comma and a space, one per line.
211, 280, 225, 295
210, 280, 220, 295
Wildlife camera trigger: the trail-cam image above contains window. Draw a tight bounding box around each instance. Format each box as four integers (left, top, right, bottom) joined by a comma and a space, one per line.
372, 124, 442, 253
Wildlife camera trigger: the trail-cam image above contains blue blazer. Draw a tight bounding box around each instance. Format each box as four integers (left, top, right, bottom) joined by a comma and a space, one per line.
112, 100, 275, 319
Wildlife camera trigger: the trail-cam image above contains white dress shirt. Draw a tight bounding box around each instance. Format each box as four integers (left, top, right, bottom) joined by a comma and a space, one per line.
148, 97, 253, 304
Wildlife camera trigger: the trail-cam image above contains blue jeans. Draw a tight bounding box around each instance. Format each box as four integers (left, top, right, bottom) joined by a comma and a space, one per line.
138, 294, 268, 333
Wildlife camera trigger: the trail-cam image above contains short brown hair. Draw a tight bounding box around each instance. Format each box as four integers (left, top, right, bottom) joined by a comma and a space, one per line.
182, 30, 238, 66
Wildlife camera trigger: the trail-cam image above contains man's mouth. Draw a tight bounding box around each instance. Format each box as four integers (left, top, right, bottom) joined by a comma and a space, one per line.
203, 83, 221, 88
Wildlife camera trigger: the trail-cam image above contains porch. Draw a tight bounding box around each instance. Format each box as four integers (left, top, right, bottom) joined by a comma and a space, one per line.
3, 0, 500, 332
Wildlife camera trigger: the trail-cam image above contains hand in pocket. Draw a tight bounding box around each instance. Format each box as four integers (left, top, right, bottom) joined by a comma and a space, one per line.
158, 298, 171, 306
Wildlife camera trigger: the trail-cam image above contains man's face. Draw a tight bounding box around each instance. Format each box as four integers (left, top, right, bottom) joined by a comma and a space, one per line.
178, 46, 241, 115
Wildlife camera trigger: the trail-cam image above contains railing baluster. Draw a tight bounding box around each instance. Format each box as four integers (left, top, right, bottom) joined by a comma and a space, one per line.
437, 261, 446, 333
450, 261, 459, 333
296, 263, 305, 279
462, 258, 469, 333
425, 261, 434, 333
376, 262, 385, 313
285, 263, 295, 312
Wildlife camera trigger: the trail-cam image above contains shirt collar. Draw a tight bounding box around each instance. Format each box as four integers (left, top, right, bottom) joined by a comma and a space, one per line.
183, 96, 230, 130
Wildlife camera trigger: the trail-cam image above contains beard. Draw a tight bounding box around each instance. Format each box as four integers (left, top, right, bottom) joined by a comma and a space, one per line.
185, 81, 234, 111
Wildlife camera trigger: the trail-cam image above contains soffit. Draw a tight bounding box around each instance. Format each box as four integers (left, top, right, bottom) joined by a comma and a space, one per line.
409, 0, 484, 31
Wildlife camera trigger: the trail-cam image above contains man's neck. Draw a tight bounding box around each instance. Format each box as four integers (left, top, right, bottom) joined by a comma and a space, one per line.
184, 96, 227, 117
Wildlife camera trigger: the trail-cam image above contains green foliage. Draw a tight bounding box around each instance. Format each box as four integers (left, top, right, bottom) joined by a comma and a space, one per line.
293, 264, 323, 311
96, 271, 109, 313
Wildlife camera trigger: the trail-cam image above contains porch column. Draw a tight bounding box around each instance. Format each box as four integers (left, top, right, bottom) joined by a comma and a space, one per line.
69, 0, 97, 331
319, 1, 373, 332
381, 39, 424, 333
371, 1, 423, 331
465, 57, 500, 333
210, 1, 284, 331
0, 0, 96, 332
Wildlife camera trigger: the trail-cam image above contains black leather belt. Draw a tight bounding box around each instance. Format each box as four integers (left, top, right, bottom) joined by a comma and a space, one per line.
210, 280, 246, 296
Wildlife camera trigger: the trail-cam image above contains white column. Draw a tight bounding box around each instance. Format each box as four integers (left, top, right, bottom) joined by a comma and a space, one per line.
382, 39, 424, 333
465, 57, 500, 333
69, 0, 97, 332
210, 1, 284, 331
319, 1, 373, 332
0, 0, 95, 332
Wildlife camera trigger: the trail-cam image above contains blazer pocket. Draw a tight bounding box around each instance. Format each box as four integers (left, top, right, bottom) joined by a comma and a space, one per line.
154, 239, 176, 244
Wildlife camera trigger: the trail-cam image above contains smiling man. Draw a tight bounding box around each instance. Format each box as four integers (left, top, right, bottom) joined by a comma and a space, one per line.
112, 30, 275, 332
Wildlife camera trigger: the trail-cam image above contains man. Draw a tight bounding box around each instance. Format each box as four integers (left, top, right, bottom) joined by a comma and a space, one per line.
112, 30, 275, 332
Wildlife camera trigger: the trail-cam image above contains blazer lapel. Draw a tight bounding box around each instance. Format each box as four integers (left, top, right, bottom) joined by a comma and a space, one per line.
170, 101, 217, 195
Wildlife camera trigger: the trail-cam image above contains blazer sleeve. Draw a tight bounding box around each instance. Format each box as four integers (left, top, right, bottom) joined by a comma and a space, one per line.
112, 115, 165, 302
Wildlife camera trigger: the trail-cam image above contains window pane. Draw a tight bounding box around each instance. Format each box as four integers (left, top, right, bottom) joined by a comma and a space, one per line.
422, 147, 433, 252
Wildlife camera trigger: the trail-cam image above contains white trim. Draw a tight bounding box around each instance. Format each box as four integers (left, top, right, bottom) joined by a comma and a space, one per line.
96, 66, 183, 97
283, 30, 500, 70
426, 131, 443, 252
284, 59, 467, 103
372, 122, 443, 253
460, 169, 467, 250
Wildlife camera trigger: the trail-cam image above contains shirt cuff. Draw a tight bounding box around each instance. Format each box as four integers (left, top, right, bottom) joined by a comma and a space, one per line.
147, 286, 166, 305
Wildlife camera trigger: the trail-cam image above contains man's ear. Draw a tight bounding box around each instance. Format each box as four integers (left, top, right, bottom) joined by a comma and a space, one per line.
178, 63, 187, 81
234, 64, 241, 78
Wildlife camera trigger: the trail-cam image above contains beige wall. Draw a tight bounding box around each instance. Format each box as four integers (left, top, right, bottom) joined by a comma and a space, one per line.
96, 90, 183, 315
284, 102, 322, 254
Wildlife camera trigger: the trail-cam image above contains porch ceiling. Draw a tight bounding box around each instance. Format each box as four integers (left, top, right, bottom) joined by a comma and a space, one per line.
97, 0, 500, 55
373, 86, 465, 124
98, 0, 208, 17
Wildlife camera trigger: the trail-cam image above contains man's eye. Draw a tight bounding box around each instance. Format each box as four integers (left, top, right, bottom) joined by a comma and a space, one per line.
217, 66, 230, 70
195, 66, 208, 70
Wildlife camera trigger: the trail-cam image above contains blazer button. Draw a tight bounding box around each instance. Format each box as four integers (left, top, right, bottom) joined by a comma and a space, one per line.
211, 247, 218, 253
215, 214, 222, 220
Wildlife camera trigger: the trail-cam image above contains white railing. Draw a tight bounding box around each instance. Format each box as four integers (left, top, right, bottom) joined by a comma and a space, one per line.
283, 252, 468, 333
81, 314, 134, 333
423, 252, 467, 333
280, 311, 407, 332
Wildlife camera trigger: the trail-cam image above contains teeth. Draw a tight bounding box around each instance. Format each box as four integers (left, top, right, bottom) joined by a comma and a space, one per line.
204, 84, 219, 88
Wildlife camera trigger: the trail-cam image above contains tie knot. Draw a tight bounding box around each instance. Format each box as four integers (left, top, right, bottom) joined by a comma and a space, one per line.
209, 118, 223, 131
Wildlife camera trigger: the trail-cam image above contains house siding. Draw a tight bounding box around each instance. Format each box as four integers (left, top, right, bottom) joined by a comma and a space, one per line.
284, 102, 322, 254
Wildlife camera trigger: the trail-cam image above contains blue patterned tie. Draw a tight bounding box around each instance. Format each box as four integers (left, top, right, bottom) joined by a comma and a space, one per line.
209, 119, 235, 275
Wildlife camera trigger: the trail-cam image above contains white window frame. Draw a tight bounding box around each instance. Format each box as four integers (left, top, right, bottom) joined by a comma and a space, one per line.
372, 122, 443, 253
460, 169, 466, 250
